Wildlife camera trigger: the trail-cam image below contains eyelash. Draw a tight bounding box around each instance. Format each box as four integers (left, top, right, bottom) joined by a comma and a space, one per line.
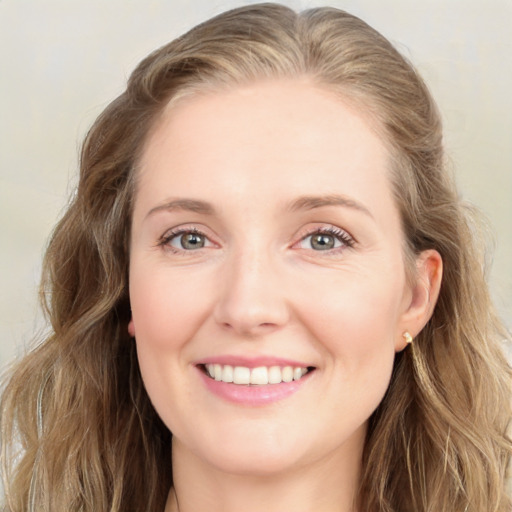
299, 226, 355, 251
157, 227, 208, 253
157, 225, 355, 254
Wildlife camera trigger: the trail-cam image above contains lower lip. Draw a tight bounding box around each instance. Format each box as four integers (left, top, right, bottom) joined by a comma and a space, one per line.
198, 368, 312, 406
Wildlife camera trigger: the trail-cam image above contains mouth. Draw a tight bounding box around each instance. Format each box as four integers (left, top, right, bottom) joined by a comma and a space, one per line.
200, 364, 315, 385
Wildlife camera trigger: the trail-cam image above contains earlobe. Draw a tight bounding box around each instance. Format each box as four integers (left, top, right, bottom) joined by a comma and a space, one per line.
128, 318, 136, 338
396, 249, 443, 351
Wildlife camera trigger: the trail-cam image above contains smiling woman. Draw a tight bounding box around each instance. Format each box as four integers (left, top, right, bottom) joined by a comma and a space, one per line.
1, 4, 510, 512
130, 81, 426, 491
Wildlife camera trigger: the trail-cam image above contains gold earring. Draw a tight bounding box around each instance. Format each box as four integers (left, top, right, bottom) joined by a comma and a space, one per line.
403, 331, 413, 344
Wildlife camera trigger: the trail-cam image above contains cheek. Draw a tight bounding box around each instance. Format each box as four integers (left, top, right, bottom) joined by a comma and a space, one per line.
129, 263, 211, 350
301, 270, 405, 349
128, 264, 212, 420
296, 266, 404, 403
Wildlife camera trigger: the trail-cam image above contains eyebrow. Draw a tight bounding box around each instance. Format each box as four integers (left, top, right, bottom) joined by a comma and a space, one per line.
146, 198, 215, 219
145, 194, 373, 220
288, 194, 373, 218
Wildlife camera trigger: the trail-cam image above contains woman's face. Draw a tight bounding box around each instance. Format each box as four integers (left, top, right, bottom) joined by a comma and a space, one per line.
129, 80, 419, 476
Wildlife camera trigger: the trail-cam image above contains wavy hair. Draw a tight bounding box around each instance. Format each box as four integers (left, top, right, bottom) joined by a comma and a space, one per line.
2, 4, 511, 511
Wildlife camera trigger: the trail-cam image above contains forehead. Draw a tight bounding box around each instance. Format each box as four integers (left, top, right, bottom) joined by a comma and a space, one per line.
135, 79, 397, 224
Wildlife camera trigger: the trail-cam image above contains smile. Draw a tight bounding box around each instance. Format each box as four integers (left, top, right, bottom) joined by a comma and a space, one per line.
204, 364, 311, 385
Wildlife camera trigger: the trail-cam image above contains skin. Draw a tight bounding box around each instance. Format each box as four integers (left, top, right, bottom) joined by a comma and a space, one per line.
128, 79, 442, 512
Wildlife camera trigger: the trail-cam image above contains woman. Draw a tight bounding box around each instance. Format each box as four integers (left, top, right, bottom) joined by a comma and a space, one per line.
1, 4, 510, 511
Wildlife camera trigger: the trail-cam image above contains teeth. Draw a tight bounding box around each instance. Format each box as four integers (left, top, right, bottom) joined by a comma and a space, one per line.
222, 364, 233, 383
250, 366, 268, 385
268, 366, 282, 384
233, 366, 250, 384
205, 364, 310, 385
293, 367, 303, 380
282, 366, 293, 383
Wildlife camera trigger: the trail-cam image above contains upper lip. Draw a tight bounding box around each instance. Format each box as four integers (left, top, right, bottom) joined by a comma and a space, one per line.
194, 355, 313, 368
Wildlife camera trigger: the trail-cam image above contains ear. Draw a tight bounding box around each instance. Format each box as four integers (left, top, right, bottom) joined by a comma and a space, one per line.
128, 318, 136, 338
396, 249, 443, 351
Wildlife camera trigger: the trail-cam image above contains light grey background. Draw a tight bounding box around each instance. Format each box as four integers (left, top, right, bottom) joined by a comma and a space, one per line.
1, 0, 511, 367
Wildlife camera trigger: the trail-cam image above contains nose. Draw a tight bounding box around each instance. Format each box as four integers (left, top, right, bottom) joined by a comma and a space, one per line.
213, 249, 290, 337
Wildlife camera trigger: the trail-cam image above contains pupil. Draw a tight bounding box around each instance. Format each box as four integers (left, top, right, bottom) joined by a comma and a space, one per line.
181, 233, 204, 249
311, 234, 334, 250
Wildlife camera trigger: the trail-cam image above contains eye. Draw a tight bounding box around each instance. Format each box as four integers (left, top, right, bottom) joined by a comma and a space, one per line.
160, 228, 213, 251
173, 232, 206, 250
297, 227, 354, 251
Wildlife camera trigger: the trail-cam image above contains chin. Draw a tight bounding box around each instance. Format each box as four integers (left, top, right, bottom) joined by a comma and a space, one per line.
175, 423, 312, 477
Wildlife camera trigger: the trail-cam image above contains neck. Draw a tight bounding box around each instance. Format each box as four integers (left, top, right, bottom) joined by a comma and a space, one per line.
165, 435, 363, 512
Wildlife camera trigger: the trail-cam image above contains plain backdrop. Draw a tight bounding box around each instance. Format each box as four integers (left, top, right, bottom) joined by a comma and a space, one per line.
1, 0, 511, 367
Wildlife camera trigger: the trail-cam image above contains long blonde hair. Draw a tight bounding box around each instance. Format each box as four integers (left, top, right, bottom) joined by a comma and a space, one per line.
2, 4, 510, 511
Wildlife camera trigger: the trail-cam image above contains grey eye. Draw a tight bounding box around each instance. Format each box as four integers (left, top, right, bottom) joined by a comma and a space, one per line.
309, 233, 336, 250
297, 230, 348, 251
172, 232, 206, 250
